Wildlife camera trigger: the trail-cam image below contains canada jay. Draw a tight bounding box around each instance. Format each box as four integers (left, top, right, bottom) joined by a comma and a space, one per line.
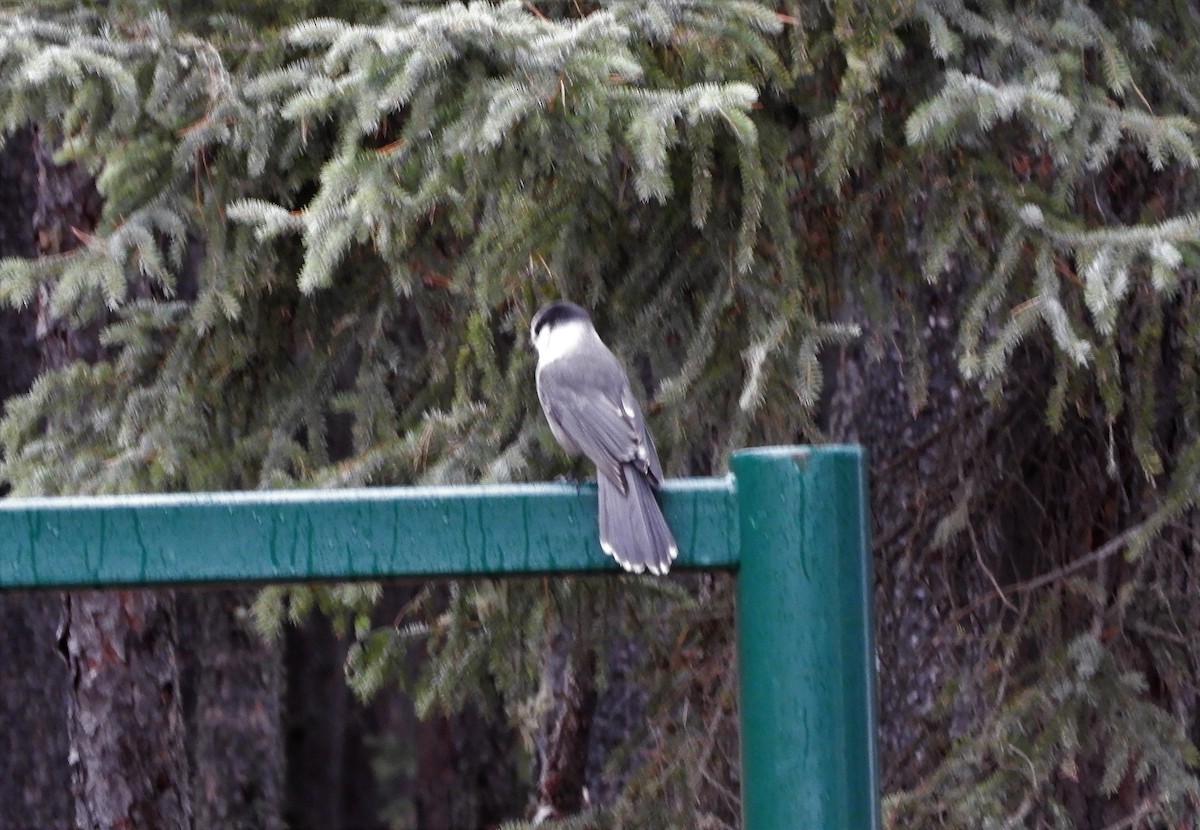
530, 300, 678, 575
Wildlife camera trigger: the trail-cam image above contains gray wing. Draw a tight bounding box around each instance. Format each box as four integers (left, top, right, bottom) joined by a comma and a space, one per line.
537, 351, 664, 493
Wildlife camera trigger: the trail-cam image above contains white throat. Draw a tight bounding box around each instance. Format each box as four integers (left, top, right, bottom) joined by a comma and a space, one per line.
534, 319, 591, 366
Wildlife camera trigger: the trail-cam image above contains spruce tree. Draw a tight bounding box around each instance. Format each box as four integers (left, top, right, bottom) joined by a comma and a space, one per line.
0, 2, 1197, 827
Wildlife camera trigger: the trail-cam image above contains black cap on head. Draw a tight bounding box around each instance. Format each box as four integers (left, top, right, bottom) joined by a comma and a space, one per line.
531, 300, 592, 337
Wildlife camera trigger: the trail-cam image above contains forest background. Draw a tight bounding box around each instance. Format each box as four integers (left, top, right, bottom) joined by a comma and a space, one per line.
0, 1, 1198, 828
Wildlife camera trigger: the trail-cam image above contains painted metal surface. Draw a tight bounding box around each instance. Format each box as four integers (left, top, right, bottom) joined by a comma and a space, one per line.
733, 446, 880, 830
0, 479, 737, 588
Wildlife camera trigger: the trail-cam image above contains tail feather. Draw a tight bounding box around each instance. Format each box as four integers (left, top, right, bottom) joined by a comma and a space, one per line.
598, 465, 678, 575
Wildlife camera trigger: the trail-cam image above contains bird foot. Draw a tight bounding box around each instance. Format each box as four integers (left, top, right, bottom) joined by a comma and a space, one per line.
553, 473, 595, 487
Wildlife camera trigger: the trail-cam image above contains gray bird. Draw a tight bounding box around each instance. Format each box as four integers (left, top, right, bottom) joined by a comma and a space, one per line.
530, 300, 678, 575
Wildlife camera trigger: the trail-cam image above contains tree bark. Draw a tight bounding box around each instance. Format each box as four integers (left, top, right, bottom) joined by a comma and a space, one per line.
182, 589, 284, 830
65, 591, 192, 830
0, 127, 40, 403
825, 153, 1194, 821
0, 593, 73, 827
827, 280, 997, 787
26, 129, 194, 830
284, 611, 351, 830
533, 621, 598, 821
0, 126, 73, 829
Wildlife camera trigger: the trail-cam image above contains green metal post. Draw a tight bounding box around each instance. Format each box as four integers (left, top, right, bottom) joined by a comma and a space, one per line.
0, 443, 881, 826
732, 446, 879, 829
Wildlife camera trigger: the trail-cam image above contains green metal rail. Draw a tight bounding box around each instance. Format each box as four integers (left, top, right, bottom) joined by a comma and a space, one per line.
0, 445, 879, 829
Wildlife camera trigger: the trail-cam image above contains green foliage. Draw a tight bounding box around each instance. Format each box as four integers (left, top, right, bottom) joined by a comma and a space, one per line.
0, 0, 1198, 826
343, 575, 733, 830
885, 629, 1200, 828
251, 583, 382, 640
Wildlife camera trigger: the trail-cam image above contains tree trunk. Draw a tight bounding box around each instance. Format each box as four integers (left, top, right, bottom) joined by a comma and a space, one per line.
0, 126, 75, 829
284, 611, 352, 830
533, 620, 598, 821
0, 593, 73, 827
0, 127, 41, 402
182, 589, 284, 830
827, 279, 998, 788
64, 590, 192, 830
26, 129, 194, 830
825, 157, 1193, 821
